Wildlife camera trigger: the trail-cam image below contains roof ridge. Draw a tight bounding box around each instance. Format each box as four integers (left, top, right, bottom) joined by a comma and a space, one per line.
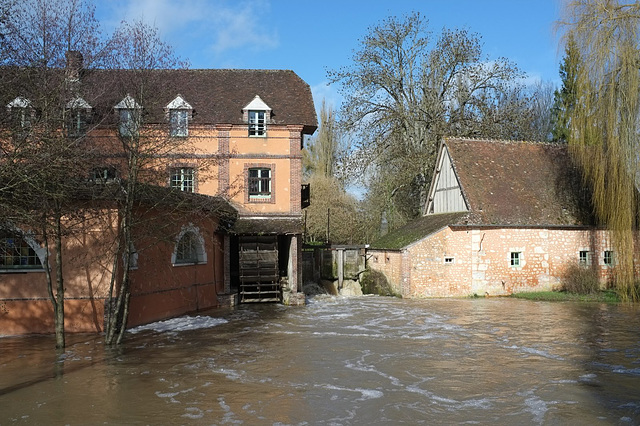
444, 136, 561, 146
168, 68, 295, 73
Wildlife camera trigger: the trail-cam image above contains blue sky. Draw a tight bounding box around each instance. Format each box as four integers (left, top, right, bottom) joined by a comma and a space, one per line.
95, 0, 565, 112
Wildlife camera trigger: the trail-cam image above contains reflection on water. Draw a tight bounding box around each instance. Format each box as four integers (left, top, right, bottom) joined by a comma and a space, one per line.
1, 297, 639, 424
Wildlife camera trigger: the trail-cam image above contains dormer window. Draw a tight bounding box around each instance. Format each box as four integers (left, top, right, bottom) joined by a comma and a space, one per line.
6, 97, 33, 129
243, 95, 271, 137
114, 94, 142, 138
249, 110, 266, 136
166, 95, 192, 137
65, 97, 92, 137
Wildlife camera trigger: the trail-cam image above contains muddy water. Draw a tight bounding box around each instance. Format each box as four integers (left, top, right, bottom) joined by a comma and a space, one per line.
1, 296, 640, 425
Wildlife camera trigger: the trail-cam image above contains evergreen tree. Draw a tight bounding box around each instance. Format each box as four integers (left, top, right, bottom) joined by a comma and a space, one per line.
551, 34, 579, 143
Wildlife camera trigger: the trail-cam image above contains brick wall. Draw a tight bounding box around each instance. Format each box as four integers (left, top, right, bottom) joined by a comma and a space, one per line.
288, 125, 303, 214
217, 125, 231, 194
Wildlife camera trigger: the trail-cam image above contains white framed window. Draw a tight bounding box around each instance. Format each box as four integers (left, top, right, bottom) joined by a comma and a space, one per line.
444, 256, 455, 264
67, 110, 88, 137
603, 250, 615, 266
172, 225, 207, 265
243, 95, 271, 137
170, 167, 194, 193
579, 250, 591, 266
248, 168, 271, 197
249, 110, 266, 136
510, 251, 522, 267
166, 95, 192, 137
170, 109, 188, 137
90, 167, 117, 182
119, 109, 139, 137
0, 231, 44, 271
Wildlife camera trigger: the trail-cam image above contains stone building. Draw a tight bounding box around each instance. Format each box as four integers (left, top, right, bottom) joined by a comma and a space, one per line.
368, 138, 631, 298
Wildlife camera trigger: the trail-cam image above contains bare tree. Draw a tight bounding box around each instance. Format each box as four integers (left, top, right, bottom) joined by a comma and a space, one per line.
303, 174, 360, 245
303, 100, 342, 179
0, 0, 102, 349
527, 81, 556, 143
302, 99, 369, 244
561, 0, 640, 301
97, 19, 198, 345
328, 12, 526, 230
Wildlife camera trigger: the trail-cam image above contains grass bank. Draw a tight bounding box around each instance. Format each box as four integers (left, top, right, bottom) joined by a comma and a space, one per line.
510, 290, 620, 303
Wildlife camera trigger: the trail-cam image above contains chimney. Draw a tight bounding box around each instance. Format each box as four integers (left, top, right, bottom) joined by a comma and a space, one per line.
65, 51, 83, 81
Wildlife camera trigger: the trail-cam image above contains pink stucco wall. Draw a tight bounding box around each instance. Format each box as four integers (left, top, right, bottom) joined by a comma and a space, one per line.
0, 209, 228, 336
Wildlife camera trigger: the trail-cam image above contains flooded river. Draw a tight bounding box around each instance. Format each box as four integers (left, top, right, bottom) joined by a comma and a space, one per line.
1, 296, 640, 425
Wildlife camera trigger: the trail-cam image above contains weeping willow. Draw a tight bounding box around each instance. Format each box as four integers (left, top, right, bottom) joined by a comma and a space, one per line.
564, 0, 640, 301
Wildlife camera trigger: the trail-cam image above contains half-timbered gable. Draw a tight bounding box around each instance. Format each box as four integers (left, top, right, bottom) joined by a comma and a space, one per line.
425, 143, 467, 215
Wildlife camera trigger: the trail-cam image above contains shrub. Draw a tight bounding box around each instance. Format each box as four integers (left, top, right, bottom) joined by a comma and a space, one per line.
561, 263, 601, 294
360, 268, 399, 297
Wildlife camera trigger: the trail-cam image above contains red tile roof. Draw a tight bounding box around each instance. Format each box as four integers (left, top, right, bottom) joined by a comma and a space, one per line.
444, 138, 593, 226
372, 138, 595, 250
2, 68, 318, 133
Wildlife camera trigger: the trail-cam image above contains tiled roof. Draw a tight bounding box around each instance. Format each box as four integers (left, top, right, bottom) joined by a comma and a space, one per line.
2, 68, 318, 133
370, 212, 468, 250
444, 137, 593, 226
371, 137, 595, 250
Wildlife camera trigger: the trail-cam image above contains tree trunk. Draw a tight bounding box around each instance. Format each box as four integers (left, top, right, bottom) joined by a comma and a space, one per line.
105, 160, 137, 346
54, 213, 65, 349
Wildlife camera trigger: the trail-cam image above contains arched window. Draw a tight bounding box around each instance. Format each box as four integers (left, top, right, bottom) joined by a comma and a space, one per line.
172, 225, 207, 265
0, 230, 44, 270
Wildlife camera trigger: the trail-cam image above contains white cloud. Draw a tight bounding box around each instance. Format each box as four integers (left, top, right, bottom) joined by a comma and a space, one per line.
121, 0, 203, 32
99, 0, 279, 57
208, 1, 279, 54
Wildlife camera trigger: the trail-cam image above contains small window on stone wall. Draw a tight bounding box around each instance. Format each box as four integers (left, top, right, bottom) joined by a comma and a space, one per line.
579, 250, 591, 266
603, 250, 615, 266
510, 251, 522, 267
444, 257, 455, 264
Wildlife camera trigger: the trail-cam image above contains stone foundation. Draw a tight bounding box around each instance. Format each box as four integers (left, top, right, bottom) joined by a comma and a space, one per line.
283, 291, 306, 306
217, 293, 238, 307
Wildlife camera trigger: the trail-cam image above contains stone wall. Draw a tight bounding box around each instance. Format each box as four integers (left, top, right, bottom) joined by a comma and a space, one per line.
369, 226, 630, 298
366, 250, 405, 296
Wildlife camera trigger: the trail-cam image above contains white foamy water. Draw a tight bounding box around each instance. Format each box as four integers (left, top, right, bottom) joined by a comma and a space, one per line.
128, 315, 228, 334
1, 296, 639, 424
